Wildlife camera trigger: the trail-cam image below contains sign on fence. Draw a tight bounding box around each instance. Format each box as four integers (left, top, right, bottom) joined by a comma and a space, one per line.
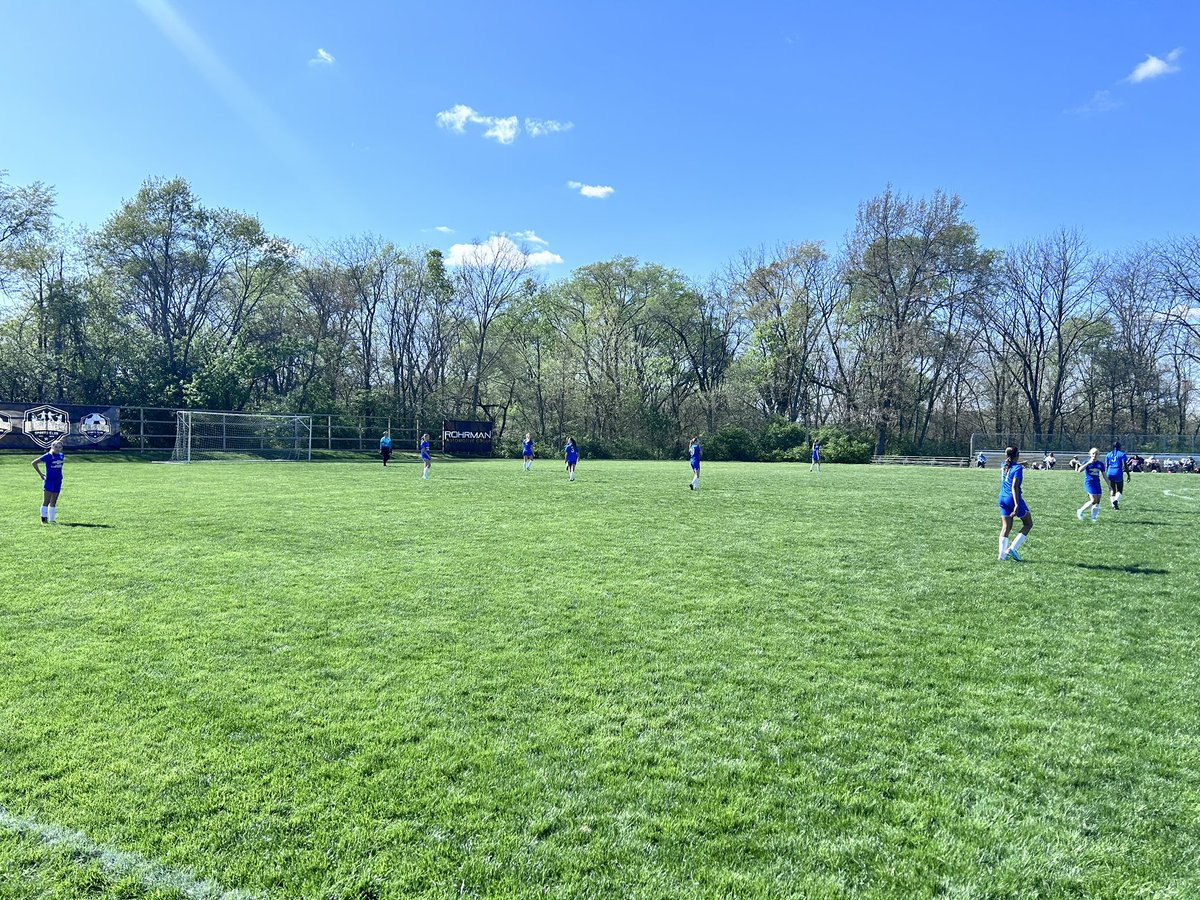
442, 419, 493, 455
0, 403, 122, 450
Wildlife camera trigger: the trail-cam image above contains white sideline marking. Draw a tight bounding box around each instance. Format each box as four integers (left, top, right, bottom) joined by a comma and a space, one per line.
0, 806, 255, 899
1163, 489, 1196, 501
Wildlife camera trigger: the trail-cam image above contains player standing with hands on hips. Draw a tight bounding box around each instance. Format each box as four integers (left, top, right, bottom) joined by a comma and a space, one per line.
379, 430, 392, 466
420, 433, 431, 479
33, 439, 65, 524
688, 436, 701, 490
997, 446, 1033, 562
564, 437, 578, 482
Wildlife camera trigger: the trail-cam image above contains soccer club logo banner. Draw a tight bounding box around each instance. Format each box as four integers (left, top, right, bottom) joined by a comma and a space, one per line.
442, 419, 494, 455
0, 403, 121, 450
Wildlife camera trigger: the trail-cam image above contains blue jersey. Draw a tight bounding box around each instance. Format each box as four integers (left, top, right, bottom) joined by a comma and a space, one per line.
38, 452, 64, 490
420, 440, 430, 459
690, 443, 701, 467
812, 443, 821, 461
1105, 450, 1128, 479
380, 436, 392, 449
998, 463, 1023, 503
522, 439, 533, 456
565, 443, 578, 464
1082, 459, 1104, 493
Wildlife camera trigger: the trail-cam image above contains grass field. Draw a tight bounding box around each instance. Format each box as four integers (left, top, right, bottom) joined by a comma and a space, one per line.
1, 453, 1199, 899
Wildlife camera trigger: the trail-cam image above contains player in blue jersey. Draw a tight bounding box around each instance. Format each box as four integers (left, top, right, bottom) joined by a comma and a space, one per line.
564, 437, 578, 482
522, 432, 534, 471
419, 433, 431, 479
379, 430, 392, 466
810, 440, 822, 473
1076, 447, 1109, 522
1105, 441, 1130, 509
997, 446, 1033, 562
33, 439, 65, 524
688, 436, 701, 490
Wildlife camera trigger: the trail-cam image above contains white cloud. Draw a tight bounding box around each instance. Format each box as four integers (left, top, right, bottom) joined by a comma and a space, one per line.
1127, 48, 1183, 83
436, 104, 519, 144
511, 230, 548, 245
434, 225, 455, 234
482, 116, 519, 144
444, 235, 563, 268
1066, 89, 1122, 115
567, 180, 615, 199
525, 118, 574, 137
309, 48, 335, 66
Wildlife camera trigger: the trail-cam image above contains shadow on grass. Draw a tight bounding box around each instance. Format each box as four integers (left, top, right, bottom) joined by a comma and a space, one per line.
58, 523, 114, 529
1073, 562, 1169, 576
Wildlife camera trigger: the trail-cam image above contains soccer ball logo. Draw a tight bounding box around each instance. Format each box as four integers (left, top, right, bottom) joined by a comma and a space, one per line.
22, 405, 70, 448
80, 411, 112, 443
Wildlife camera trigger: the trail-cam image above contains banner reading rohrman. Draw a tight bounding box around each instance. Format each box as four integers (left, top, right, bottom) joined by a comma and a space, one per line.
442, 419, 493, 455
0, 403, 122, 451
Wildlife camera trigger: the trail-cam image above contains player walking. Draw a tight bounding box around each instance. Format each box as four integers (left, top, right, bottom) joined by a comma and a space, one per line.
997, 446, 1033, 562
1105, 441, 1130, 509
1076, 448, 1109, 522
379, 430, 392, 466
810, 440, 822, 473
420, 433, 431, 479
522, 433, 534, 471
688, 437, 701, 490
564, 437, 578, 482
33, 439, 65, 524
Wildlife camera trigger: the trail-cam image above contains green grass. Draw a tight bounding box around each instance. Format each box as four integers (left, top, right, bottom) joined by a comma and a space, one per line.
1, 455, 1198, 898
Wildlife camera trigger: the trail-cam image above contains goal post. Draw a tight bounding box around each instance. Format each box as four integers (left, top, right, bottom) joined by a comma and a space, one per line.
170, 411, 313, 462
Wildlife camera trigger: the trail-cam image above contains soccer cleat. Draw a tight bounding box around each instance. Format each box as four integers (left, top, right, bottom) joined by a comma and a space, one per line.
1113, 500, 1119, 510
41, 516, 47, 523
689, 483, 694, 490
1007, 548, 1023, 562
1077, 509, 1084, 520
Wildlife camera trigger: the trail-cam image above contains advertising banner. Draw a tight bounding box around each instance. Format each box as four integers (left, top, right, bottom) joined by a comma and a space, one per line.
441, 419, 493, 455
0, 403, 122, 451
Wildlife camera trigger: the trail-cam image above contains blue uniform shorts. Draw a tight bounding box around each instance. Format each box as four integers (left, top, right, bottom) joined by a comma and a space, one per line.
1084, 478, 1102, 495
44, 479, 62, 494
999, 497, 1029, 518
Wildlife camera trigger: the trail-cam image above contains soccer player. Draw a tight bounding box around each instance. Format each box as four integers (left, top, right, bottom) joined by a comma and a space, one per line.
564, 437, 578, 482
997, 446, 1033, 562
1076, 447, 1109, 522
688, 436, 701, 490
976, 451, 987, 469
420, 433, 431, 479
522, 432, 534, 471
1105, 441, 1130, 509
379, 430, 392, 466
33, 439, 65, 524
810, 440, 822, 473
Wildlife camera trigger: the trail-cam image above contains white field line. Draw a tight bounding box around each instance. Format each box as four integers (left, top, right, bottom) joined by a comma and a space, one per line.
1162, 489, 1197, 501
0, 806, 256, 899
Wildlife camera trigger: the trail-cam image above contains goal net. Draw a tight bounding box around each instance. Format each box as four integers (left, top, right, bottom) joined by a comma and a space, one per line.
170, 411, 313, 462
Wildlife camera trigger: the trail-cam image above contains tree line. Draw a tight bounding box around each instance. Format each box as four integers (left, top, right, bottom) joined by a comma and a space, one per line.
2, 172, 1199, 459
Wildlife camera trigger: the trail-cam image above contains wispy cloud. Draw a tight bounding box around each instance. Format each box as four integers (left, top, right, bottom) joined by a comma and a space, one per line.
1127, 48, 1183, 83
445, 234, 563, 268
434, 225, 455, 234
511, 230, 548, 245
1065, 89, 1122, 116
567, 180, 614, 199
309, 48, 335, 66
437, 106, 573, 144
525, 118, 573, 137
436, 104, 518, 144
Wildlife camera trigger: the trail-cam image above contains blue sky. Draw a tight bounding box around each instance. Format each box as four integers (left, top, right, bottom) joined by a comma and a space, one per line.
1, 0, 1196, 280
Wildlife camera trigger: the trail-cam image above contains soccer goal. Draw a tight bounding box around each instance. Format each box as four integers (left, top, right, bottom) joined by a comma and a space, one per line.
170, 411, 313, 462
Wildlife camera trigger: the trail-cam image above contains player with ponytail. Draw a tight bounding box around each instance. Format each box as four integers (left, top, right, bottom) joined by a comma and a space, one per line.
997, 446, 1033, 561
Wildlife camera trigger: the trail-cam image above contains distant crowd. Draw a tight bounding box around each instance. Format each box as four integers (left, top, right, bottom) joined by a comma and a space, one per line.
975, 450, 1199, 474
